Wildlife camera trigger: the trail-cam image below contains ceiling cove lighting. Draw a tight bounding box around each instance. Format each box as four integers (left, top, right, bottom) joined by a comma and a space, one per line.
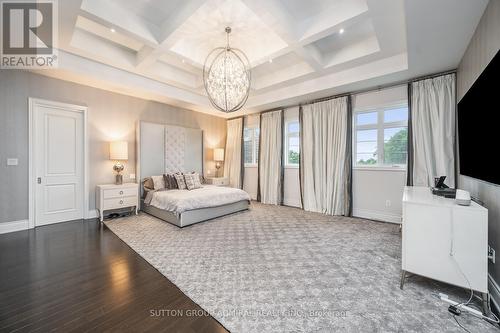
203, 27, 251, 113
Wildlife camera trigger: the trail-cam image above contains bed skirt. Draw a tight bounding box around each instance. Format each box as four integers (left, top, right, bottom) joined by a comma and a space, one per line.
141, 200, 250, 227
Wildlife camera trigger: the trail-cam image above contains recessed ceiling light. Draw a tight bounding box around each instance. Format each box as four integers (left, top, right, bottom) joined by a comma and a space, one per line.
110, 28, 116, 33
182, 59, 185, 63
269, 59, 273, 63
339, 28, 345, 34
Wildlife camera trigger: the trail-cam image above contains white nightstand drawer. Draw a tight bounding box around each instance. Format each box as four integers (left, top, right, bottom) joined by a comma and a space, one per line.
103, 187, 137, 199
96, 183, 139, 222
103, 196, 137, 210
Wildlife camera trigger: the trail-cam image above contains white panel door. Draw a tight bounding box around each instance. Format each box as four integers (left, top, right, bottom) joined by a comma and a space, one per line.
34, 104, 84, 226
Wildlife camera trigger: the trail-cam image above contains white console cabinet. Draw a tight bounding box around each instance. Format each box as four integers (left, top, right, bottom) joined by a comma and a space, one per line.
401, 186, 488, 294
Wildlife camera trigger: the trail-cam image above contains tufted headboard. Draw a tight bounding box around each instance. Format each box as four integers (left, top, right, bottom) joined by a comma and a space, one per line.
136, 121, 203, 194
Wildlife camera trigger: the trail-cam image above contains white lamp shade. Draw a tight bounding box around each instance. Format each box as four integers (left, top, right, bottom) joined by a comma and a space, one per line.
214, 148, 224, 162
110, 141, 128, 160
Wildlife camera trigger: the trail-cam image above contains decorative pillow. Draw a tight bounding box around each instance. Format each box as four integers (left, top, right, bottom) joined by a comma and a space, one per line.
187, 171, 205, 185
163, 174, 178, 189
143, 177, 154, 190
151, 175, 165, 190
184, 173, 202, 190
174, 173, 187, 190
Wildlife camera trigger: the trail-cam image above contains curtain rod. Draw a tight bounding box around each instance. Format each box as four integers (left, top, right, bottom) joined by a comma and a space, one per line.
227, 68, 457, 120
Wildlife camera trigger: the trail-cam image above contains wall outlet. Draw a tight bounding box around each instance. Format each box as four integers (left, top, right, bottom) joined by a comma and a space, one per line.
7, 158, 18, 166
488, 245, 496, 264
385, 200, 392, 207
129, 173, 136, 179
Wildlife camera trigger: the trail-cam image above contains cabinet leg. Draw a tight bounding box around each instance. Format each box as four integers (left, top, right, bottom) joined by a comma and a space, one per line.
481, 292, 491, 317
400, 270, 406, 290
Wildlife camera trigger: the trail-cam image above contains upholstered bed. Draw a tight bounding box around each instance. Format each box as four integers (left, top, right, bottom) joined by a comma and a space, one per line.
136, 121, 250, 227
142, 184, 250, 227
142, 198, 250, 227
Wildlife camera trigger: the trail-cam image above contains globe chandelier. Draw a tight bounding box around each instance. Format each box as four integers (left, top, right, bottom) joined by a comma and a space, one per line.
203, 27, 251, 113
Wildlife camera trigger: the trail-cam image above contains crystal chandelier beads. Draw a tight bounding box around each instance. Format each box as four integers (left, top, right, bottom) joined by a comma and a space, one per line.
203, 27, 251, 113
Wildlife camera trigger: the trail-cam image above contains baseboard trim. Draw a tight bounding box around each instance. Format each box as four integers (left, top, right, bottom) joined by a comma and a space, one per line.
87, 210, 98, 219
488, 274, 500, 313
0, 219, 30, 234
353, 208, 402, 224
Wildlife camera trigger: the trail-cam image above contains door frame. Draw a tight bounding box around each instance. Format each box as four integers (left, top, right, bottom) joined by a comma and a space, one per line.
28, 98, 89, 228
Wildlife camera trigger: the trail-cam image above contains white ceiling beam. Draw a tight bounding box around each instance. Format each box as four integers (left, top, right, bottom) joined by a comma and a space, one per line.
134, 0, 206, 71
245, 52, 408, 111
241, 0, 299, 43
240, 0, 326, 76
323, 36, 380, 68
299, 10, 370, 46
80, 0, 160, 46
158, 0, 206, 45
58, 0, 83, 48
70, 29, 137, 68
35, 50, 213, 113
294, 46, 324, 72
135, 46, 162, 69
299, 0, 368, 43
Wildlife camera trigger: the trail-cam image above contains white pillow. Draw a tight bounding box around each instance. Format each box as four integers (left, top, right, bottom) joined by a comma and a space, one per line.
151, 175, 165, 190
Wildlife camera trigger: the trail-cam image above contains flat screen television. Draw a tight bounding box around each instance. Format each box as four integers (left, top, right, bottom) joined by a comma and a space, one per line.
458, 49, 500, 185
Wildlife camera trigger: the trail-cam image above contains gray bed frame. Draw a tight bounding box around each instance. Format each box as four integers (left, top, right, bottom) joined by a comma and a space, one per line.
141, 199, 249, 228
136, 121, 249, 227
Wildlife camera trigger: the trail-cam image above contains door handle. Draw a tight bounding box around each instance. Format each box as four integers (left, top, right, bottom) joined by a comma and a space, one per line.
37, 177, 42, 184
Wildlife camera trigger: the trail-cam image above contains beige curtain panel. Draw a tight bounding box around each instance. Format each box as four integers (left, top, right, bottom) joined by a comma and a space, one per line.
410, 74, 456, 187
224, 118, 243, 188
258, 110, 283, 205
301, 97, 349, 216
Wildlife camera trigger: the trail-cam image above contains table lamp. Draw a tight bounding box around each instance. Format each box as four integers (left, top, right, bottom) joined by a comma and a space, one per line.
214, 148, 224, 177
110, 141, 128, 185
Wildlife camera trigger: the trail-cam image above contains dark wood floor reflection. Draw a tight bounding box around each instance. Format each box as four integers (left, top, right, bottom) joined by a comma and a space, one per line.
0, 219, 228, 332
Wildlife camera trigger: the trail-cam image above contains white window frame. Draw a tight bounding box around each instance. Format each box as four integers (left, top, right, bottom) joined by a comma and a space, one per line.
284, 120, 300, 168
353, 103, 408, 170
244, 126, 259, 167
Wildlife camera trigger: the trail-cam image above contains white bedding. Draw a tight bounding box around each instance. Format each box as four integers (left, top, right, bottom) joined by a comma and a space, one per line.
149, 185, 250, 215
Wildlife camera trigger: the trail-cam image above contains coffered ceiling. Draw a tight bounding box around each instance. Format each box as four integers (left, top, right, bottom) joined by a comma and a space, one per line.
35, 0, 488, 118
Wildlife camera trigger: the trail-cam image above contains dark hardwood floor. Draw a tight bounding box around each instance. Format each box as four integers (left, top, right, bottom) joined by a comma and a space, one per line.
0, 218, 228, 333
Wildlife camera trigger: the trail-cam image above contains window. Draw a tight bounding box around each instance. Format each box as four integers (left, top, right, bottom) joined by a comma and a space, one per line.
244, 127, 259, 166
354, 106, 408, 168
285, 121, 300, 166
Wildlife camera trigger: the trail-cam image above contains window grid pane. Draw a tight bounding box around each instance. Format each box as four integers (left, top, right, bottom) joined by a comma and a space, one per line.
286, 121, 300, 165
356, 112, 378, 126
354, 106, 408, 167
384, 108, 408, 123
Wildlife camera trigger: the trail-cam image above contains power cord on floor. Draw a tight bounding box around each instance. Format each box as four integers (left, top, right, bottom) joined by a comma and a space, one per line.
452, 313, 472, 333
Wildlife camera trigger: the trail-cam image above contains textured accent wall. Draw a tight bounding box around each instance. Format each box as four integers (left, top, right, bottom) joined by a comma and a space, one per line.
457, 0, 500, 286
0, 70, 226, 223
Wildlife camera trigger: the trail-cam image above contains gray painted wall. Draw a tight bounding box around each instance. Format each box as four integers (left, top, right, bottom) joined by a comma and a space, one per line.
457, 0, 500, 284
0, 70, 226, 223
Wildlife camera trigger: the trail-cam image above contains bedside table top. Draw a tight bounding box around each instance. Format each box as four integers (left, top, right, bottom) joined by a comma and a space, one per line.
206, 177, 228, 180
97, 183, 139, 189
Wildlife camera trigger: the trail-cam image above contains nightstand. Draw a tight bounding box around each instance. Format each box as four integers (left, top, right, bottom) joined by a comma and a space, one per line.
96, 183, 139, 222
205, 177, 229, 186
